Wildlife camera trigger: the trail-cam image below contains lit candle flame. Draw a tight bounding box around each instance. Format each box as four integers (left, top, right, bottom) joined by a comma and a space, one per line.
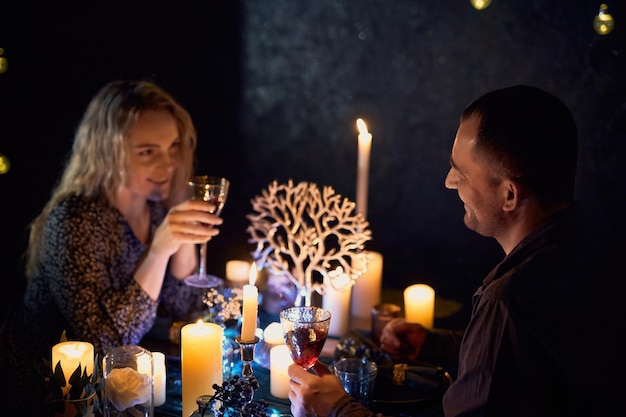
248, 261, 257, 286
356, 118, 369, 135
58, 342, 91, 358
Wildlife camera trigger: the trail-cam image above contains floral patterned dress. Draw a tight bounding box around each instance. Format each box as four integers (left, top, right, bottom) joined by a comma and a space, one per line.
0, 193, 198, 413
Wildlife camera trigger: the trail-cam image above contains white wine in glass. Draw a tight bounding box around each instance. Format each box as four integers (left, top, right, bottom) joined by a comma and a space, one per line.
184, 175, 230, 288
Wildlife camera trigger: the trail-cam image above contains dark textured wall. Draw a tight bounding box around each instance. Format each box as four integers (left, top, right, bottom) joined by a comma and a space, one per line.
1, 1, 624, 316
237, 0, 625, 301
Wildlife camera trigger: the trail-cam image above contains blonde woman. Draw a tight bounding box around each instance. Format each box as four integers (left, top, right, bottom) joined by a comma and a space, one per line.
1, 80, 222, 413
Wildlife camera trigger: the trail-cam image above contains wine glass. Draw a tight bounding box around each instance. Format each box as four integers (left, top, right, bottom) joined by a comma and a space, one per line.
280, 306, 331, 369
184, 175, 230, 288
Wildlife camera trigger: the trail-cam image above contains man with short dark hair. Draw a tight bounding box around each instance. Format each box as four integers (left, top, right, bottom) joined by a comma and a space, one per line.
287, 85, 624, 417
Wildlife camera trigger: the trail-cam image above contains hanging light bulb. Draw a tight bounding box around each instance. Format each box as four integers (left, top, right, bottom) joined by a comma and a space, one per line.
0, 48, 8, 74
470, 0, 492, 10
0, 153, 10, 174
593, 4, 615, 35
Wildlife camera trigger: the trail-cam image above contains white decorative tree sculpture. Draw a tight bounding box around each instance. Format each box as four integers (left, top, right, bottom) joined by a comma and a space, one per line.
247, 180, 372, 306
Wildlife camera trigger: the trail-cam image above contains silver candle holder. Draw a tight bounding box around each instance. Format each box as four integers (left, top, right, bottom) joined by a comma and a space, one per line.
235, 336, 260, 377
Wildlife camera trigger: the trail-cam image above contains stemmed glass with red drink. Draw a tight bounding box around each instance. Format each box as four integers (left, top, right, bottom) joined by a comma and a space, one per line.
280, 306, 331, 369
184, 175, 229, 288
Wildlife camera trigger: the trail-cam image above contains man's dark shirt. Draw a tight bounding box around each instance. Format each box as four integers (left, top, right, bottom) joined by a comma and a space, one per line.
442, 204, 624, 416
327, 204, 624, 417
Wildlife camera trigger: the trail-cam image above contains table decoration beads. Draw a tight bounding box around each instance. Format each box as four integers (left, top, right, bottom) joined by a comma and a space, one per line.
189, 375, 268, 417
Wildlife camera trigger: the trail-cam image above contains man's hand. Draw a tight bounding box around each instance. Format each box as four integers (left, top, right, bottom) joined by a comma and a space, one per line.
379, 318, 428, 361
288, 361, 348, 417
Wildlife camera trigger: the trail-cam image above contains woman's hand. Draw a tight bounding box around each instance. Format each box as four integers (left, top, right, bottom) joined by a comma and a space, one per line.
288, 361, 347, 417
134, 198, 223, 299
151, 199, 223, 258
379, 318, 428, 361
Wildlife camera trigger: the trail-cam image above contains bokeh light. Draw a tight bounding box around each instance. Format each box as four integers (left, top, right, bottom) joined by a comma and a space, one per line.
0, 153, 10, 174
593, 4, 615, 35
0, 48, 7, 74
470, 0, 492, 10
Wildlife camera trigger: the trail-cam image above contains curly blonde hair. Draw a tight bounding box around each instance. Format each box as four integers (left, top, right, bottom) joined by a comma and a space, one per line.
26, 80, 197, 277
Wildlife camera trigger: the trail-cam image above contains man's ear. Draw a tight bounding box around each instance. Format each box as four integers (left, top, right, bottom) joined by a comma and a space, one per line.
502, 180, 522, 212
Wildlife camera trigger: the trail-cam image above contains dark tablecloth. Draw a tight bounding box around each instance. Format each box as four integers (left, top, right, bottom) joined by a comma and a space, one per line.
147, 324, 447, 417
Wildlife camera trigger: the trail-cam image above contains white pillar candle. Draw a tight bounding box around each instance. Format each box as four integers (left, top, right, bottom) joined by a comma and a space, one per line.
181, 320, 223, 417
51, 341, 94, 394
323, 267, 352, 338
403, 284, 435, 329
263, 322, 286, 345
152, 352, 166, 407
135, 349, 153, 376
241, 261, 259, 342
356, 118, 372, 219
135, 348, 154, 405
226, 260, 251, 284
350, 251, 383, 321
270, 344, 294, 399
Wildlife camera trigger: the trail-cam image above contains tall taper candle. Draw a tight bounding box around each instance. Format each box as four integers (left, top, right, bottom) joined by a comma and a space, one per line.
241, 261, 259, 342
356, 118, 372, 219
181, 320, 223, 417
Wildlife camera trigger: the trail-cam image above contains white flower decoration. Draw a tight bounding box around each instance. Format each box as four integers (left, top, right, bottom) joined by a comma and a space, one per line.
105, 367, 151, 411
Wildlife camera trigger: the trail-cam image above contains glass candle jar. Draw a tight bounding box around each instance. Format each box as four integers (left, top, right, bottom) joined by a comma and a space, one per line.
103, 345, 153, 417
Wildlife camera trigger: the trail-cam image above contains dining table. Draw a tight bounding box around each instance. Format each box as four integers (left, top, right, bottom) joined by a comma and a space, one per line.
141, 309, 455, 417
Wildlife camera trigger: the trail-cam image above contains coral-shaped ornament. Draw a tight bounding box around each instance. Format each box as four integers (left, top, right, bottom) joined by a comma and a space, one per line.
247, 180, 372, 306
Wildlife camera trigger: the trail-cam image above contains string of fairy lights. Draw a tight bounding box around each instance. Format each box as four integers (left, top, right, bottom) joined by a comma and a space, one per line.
0, 2, 617, 176
0, 47, 9, 174
0, 47, 8, 174
470, 1, 616, 36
